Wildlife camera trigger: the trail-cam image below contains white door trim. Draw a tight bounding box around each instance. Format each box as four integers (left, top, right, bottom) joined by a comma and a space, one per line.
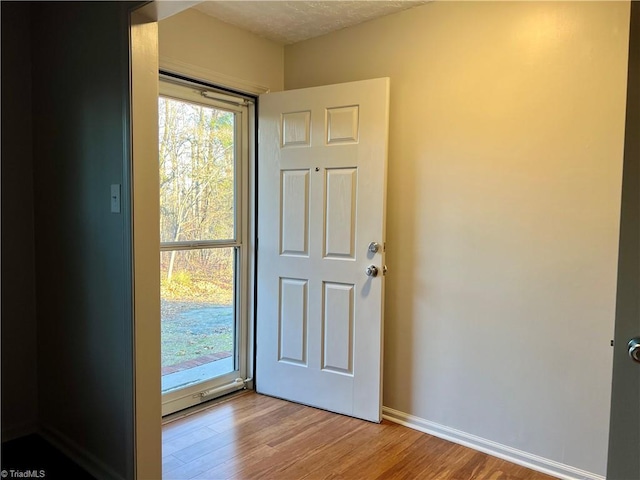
159, 56, 270, 96
157, 76, 257, 416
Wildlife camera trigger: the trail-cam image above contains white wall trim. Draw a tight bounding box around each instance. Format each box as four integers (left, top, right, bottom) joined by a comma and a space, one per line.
39, 424, 125, 480
159, 55, 270, 95
136, 1, 203, 22
382, 406, 604, 480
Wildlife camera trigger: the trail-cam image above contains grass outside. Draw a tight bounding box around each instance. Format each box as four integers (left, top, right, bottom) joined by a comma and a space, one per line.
161, 271, 234, 369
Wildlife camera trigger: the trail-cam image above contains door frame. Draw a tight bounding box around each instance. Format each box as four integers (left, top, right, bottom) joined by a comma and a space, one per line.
129, 2, 638, 478
129, 2, 264, 476
130, 8, 161, 479
157, 76, 255, 416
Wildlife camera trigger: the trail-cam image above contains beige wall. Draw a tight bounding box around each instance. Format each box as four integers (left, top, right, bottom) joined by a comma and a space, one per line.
285, 1, 629, 476
159, 8, 284, 93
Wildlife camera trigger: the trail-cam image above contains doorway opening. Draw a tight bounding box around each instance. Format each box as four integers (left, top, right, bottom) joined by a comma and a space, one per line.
158, 76, 255, 416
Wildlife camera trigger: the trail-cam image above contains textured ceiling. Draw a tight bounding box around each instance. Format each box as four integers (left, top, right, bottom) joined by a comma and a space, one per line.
194, 1, 429, 45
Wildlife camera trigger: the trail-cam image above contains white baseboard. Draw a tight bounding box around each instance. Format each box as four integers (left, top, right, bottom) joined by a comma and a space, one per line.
39, 423, 126, 480
382, 406, 604, 480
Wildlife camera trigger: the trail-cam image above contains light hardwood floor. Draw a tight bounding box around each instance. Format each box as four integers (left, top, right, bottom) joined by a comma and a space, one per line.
162, 392, 556, 480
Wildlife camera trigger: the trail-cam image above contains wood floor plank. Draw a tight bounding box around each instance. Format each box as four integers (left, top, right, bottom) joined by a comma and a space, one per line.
163, 392, 279, 441
162, 454, 186, 474
196, 444, 280, 480
337, 426, 433, 479
163, 426, 220, 458
216, 408, 342, 479
236, 415, 354, 479
168, 398, 302, 464
162, 392, 557, 480
204, 396, 293, 434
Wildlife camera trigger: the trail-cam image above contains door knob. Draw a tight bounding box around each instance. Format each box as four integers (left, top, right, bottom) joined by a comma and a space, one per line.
365, 265, 379, 277
628, 337, 640, 363
368, 242, 380, 254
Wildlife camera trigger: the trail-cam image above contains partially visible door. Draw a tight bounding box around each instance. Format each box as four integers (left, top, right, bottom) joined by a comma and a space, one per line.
256, 78, 390, 422
607, 4, 640, 479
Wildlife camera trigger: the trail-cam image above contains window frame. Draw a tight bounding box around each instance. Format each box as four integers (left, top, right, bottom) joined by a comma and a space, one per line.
158, 77, 252, 416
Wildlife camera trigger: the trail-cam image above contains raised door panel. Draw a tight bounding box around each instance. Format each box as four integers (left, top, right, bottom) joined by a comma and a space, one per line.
278, 278, 308, 366
324, 168, 357, 259
322, 282, 355, 375
280, 169, 310, 256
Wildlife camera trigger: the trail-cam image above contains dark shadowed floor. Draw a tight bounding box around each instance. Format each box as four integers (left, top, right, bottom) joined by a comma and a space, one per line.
1, 434, 94, 480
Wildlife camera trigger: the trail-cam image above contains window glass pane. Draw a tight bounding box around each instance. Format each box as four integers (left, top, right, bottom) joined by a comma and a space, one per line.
160, 247, 236, 393
159, 96, 235, 243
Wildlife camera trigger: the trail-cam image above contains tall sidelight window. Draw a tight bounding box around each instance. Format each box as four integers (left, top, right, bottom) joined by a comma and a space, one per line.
158, 78, 250, 415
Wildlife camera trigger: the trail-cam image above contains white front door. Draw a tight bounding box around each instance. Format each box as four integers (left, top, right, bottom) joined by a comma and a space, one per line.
256, 78, 390, 422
